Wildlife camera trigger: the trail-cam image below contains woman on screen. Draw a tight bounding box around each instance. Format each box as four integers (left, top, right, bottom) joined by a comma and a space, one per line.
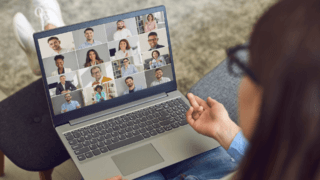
84, 49, 104, 67
115, 39, 133, 59
149, 50, 166, 69
144, 14, 157, 33
94, 85, 106, 102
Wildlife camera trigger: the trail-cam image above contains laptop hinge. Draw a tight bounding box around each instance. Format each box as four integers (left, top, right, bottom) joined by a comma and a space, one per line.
69, 92, 168, 126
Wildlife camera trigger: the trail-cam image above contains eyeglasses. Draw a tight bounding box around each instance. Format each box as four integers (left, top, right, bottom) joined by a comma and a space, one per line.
148, 38, 158, 42
226, 44, 259, 84
92, 71, 101, 75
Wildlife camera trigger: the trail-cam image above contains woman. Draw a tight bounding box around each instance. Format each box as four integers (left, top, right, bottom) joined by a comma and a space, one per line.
106, 0, 320, 179
149, 50, 166, 69
119, 58, 138, 77
115, 39, 133, 59
94, 85, 106, 102
84, 49, 104, 67
144, 13, 157, 33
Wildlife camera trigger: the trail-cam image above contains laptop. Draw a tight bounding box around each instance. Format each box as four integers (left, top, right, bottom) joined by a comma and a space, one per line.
33, 6, 220, 180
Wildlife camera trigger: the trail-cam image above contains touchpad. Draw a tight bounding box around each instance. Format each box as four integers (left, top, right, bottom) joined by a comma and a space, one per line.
111, 144, 164, 176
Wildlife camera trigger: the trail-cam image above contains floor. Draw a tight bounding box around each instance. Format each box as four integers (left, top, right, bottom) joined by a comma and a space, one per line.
0, 0, 277, 179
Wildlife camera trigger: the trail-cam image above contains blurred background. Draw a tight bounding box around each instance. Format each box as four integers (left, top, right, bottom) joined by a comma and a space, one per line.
1, 0, 277, 97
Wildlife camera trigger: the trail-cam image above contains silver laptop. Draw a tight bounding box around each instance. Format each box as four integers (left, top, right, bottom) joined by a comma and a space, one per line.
33, 6, 220, 180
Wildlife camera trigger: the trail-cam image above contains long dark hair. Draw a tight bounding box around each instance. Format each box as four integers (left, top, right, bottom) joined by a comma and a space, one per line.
235, 0, 320, 179
84, 49, 103, 67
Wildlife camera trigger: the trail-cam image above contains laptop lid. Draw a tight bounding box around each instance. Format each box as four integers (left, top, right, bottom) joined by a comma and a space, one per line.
33, 6, 177, 127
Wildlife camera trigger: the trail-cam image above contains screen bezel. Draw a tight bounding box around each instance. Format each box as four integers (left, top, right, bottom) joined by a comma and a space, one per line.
33, 6, 177, 127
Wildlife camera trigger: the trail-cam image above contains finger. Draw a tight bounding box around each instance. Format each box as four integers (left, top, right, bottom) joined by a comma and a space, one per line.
194, 95, 210, 109
187, 93, 200, 109
207, 97, 218, 108
186, 106, 195, 126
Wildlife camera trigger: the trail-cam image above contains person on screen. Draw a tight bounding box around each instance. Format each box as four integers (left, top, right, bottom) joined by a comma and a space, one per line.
94, 85, 106, 102
61, 93, 80, 113
55, 75, 77, 95
150, 68, 171, 87
113, 20, 132, 41
115, 39, 133, 59
123, 76, 144, 95
84, 49, 104, 67
91, 66, 112, 86
118, 58, 138, 77
51, 55, 72, 76
48, 36, 74, 56
144, 14, 157, 33
148, 32, 164, 51
78, 28, 102, 49
149, 50, 166, 69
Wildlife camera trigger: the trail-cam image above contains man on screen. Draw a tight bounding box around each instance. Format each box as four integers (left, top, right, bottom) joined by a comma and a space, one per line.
123, 76, 144, 95
148, 32, 164, 51
47, 36, 74, 56
150, 68, 171, 87
51, 55, 72, 76
55, 75, 77, 95
78, 28, 102, 49
61, 93, 80, 113
91, 66, 113, 86
113, 20, 132, 41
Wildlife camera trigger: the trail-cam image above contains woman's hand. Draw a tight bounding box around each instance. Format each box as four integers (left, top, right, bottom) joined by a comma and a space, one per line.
125, 52, 129, 57
105, 175, 127, 180
149, 61, 152, 65
186, 93, 241, 150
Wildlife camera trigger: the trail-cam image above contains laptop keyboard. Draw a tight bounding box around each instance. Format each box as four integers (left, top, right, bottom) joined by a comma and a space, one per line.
64, 98, 190, 162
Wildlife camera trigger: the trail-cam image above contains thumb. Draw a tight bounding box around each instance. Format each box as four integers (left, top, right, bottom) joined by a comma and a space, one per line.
207, 97, 217, 108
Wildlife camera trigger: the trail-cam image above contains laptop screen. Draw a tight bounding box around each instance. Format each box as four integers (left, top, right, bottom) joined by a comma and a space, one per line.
36, 9, 174, 118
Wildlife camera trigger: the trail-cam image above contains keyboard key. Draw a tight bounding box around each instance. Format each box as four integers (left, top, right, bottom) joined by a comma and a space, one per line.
118, 134, 126, 140
104, 134, 112, 139
87, 128, 96, 133
147, 115, 154, 120
140, 117, 147, 122
101, 124, 109, 129
139, 122, 146, 128
74, 147, 90, 155
126, 121, 134, 126
133, 124, 140, 130
159, 110, 169, 116
125, 126, 133, 132
142, 132, 151, 138
97, 142, 105, 147
158, 115, 171, 121
71, 144, 83, 150
145, 120, 153, 125
106, 128, 113, 133
100, 147, 109, 153
139, 128, 147, 133
156, 127, 165, 134
92, 149, 101, 156
112, 126, 120, 131
82, 141, 91, 147
104, 139, 112, 145
152, 119, 159, 123
108, 121, 117, 127
119, 123, 127, 129
89, 144, 98, 150
171, 113, 178, 117
69, 139, 78, 145
155, 107, 164, 111
97, 136, 105, 142
92, 132, 100, 138
133, 119, 140, 124
85, 151, 94, 158
171, 123, 180, 128
111, 137, 119, 143
72, 132, 81, 138
122, 117, 129, 122
159, 119, 175, 126
80, 130, 89, 136
149, 130, 158, 136
77, 137, 85, 143
77, 154, 86, 161
142, 111, 150, 116
118, 129, 126, 135
164, 125, 173, 131
64, 132, 72, 136
132, 130, 140, 136
84, 134, 92, 140
146, 125, 154, 131
179, 120, 188, 126
125, 132, 133, 138
152, 123, 160, 128
99, 130, 107, 135
111, 132, 119, 137
107, 135, 144, 151
95, 126, 103, 131
66, 135, 74, 141
154, 113, 161, 117
90, 138, 98, 144
90, 124, 96, 128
